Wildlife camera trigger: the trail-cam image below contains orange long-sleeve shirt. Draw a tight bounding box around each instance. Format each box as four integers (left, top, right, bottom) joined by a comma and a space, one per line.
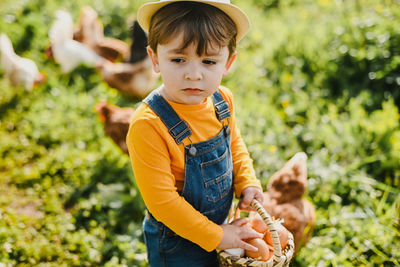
126, 86, 261, 252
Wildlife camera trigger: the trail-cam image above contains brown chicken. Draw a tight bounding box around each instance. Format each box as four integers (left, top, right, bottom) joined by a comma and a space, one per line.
94, 101, 135, 154
97, 57, 157, 99
262, 152, 316, 253
96, 20, 158, 99
73, 6, 130, 62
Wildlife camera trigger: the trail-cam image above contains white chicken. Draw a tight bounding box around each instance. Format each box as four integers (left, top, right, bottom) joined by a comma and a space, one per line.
48, 10, 103, 73
0, 33, 46, 90
73, 6, 130, 62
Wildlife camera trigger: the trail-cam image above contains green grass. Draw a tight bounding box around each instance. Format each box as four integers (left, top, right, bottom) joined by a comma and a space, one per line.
1, 0, 399, 266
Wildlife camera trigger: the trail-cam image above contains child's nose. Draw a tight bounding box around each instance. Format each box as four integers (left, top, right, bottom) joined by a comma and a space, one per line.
184, 64, 202, 81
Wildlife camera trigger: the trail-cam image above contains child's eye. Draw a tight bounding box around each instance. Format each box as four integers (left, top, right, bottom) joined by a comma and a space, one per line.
202, 59, 216, 65
171, 58, 184, 63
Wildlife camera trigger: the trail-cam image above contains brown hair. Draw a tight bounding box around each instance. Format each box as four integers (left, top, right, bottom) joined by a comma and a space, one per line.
148, 1, 237, 57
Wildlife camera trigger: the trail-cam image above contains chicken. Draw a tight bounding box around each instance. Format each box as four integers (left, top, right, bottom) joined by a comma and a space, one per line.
261, 152, 316, 253
0, 33, 46, 90
127, 21, 149, 64
94, 101, 135, 154
97, 58, 157, 99
48, 10, 103, 73
267, 152, 308, 204
73, 6, 130, 62
96, 20, 158, 99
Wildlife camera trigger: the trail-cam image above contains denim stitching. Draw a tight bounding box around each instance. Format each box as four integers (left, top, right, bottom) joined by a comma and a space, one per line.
204, 165, 233, 202
146, 212, 164, 231
160, 225, 184, 254
202, 193, 233, 216
200, 147, 228, 169
186, 128, 227, 156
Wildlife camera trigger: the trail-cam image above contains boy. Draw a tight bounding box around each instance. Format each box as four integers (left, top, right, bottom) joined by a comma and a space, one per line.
127, 1, 264, 266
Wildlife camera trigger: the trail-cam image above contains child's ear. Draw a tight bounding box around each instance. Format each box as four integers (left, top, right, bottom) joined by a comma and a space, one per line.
147, 46, 160, 73
223, 52, 237, 76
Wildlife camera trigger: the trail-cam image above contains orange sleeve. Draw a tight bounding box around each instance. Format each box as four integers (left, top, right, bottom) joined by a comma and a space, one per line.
220, 88, 262, 197
126, 112, 223, 252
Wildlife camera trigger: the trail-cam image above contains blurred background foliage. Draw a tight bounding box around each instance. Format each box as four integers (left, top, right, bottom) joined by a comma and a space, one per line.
0, 0, 399, 266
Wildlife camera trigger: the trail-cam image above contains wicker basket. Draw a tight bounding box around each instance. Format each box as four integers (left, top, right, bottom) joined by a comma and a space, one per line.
217, 199, 294, 267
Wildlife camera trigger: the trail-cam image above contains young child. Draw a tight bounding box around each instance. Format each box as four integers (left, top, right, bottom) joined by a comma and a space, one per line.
127, 1, 264, 266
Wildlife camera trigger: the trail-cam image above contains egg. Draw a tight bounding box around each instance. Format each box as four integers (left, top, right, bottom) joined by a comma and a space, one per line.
264, 222, 289, 249
249, 212, 267, 234
245, 238, 271, 261
224, 248, 245, 257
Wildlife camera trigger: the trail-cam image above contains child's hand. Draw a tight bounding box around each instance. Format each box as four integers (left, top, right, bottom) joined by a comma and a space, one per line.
217, 218, 264, 251
238, 186, 264, 210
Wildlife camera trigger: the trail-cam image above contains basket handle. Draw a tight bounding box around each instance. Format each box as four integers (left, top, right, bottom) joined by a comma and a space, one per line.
250, 199, 283, 261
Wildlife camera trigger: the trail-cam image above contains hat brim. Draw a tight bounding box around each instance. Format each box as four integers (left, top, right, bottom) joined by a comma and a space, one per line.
137, 0, 250, 42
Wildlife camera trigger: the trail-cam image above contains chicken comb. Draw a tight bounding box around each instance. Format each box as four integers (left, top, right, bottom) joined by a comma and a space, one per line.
94, 100, 107, 122
33, 71, 47, 88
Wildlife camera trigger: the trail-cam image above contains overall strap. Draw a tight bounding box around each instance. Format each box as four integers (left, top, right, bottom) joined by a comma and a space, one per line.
143, 89, 230, 145
143, 90, 192, 145
212, 90, 231, 121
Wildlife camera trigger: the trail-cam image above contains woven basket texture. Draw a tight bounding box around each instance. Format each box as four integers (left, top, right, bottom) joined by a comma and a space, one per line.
217, 200, 294, 267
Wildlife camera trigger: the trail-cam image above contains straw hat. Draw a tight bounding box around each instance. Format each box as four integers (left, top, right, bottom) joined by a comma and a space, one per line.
137, 0, 250, 42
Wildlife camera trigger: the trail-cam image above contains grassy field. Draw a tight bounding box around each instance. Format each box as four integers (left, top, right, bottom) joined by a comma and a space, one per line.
0, 0, 399, 266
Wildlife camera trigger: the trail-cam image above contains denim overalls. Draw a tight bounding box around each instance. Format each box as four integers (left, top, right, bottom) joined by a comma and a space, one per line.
142, 89, 234, 267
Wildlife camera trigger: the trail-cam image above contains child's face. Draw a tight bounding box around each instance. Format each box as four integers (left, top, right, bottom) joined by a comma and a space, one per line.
147, 33, 236, 105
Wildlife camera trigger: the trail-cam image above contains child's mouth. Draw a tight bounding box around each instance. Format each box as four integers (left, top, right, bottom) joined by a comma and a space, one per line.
183, 88, 203, 94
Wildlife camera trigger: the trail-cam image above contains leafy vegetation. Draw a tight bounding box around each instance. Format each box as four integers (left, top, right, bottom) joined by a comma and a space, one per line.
0, 0, 399, 266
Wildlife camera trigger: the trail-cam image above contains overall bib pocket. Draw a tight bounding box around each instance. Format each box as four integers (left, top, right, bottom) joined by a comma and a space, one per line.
200, 147, 233, 202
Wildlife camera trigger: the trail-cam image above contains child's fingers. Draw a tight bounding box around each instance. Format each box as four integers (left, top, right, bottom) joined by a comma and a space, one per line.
239, 226, 264, 240
230, 218, 249, 226
239, 193, 253, 209
255, 194, 264, 205
238, 240, 258, 252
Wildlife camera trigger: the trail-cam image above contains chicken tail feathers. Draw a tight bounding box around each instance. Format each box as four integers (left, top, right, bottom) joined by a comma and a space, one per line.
129, 21, 148, 64
0, 33, 15, 55
49, 10, 74, 44
0, 33, 16, 73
